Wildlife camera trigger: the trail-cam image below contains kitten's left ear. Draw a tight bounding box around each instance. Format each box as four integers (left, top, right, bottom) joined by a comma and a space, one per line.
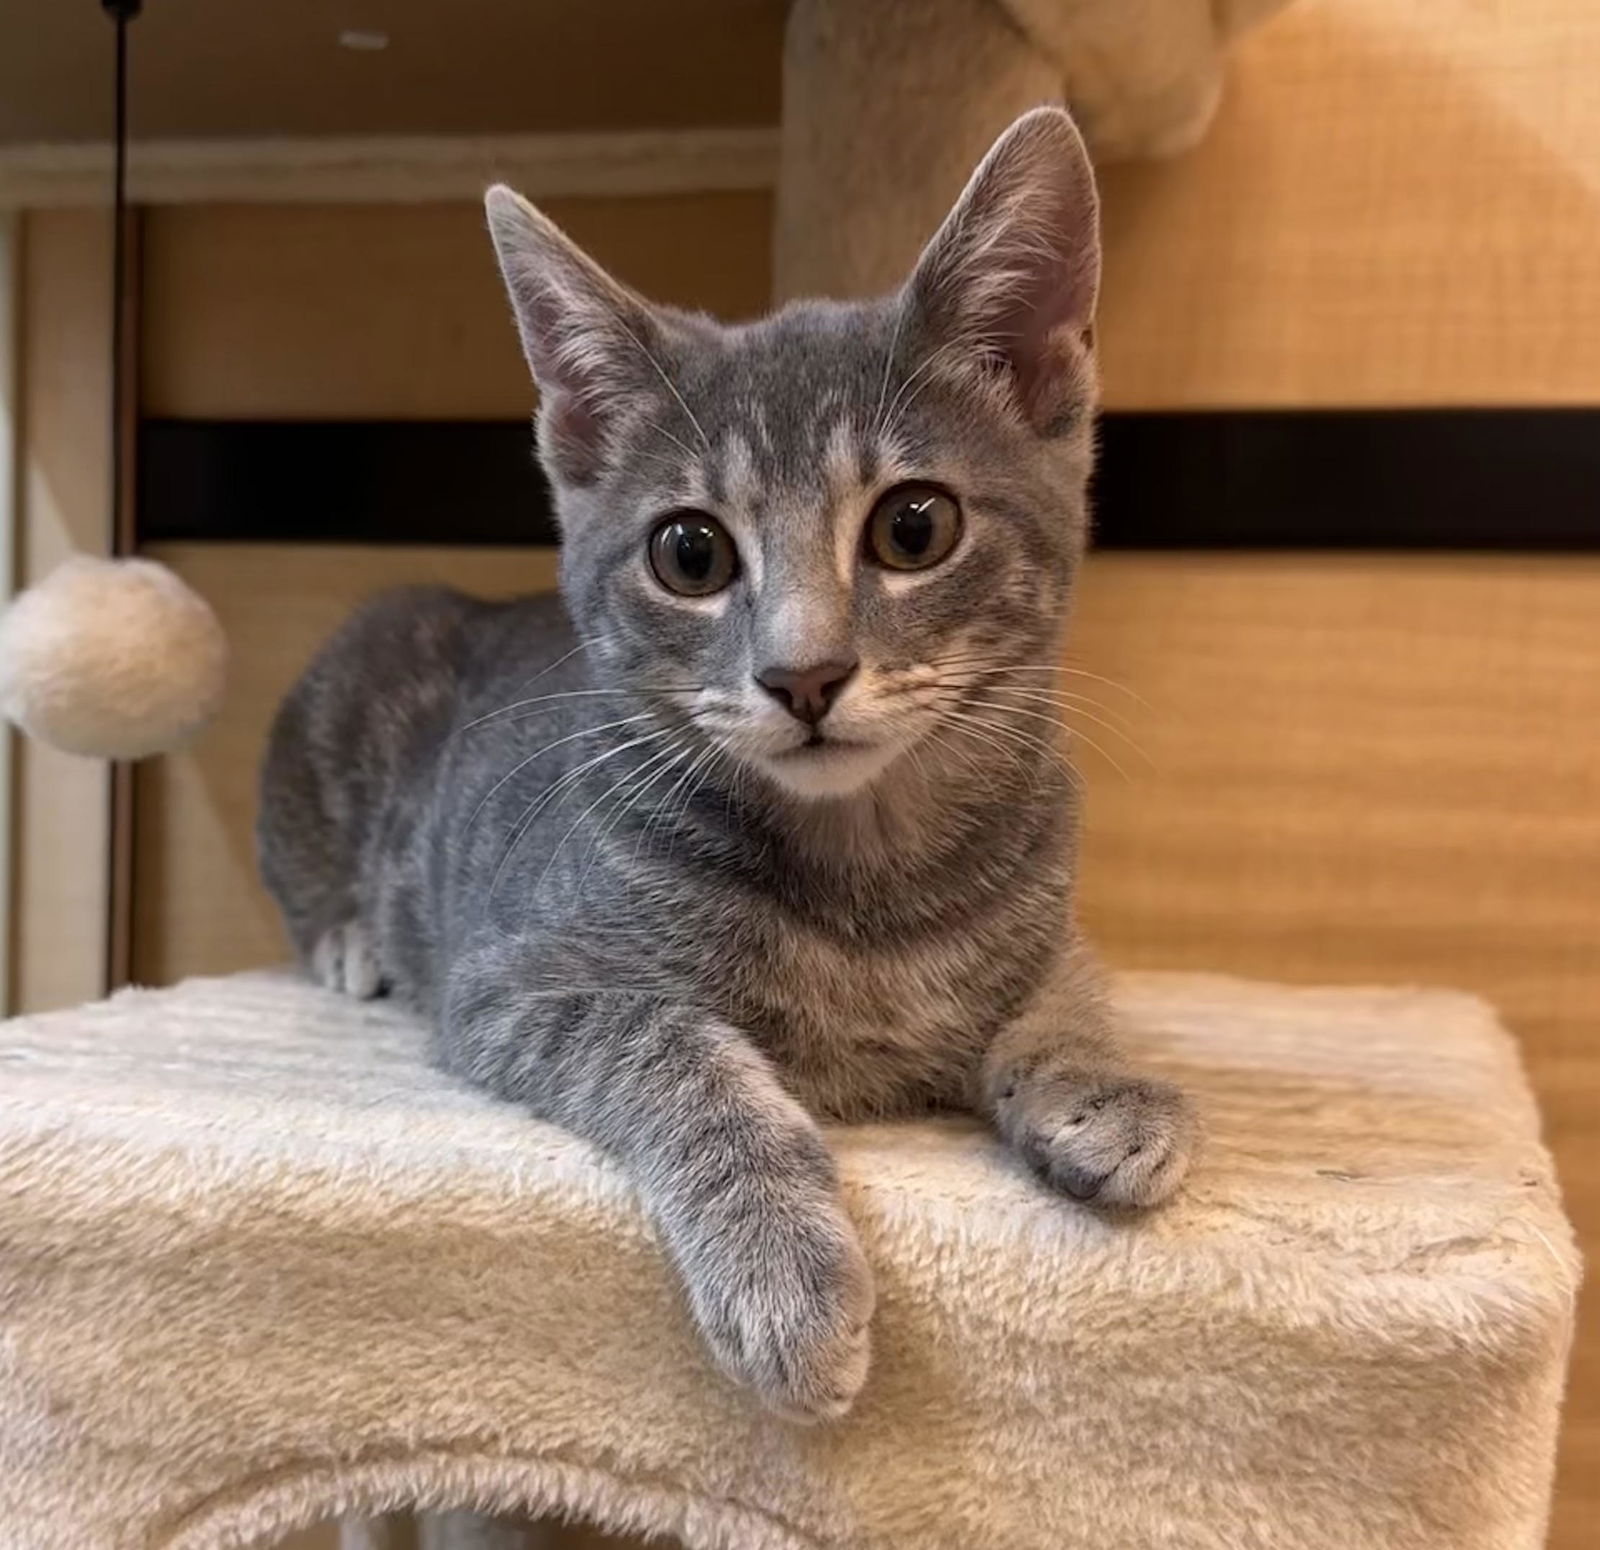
904, 107, 1100, 433
485, 185, 660, 485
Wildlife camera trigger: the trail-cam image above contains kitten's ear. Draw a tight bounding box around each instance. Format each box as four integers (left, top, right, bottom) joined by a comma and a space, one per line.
904, 108, 1100, 433
486, 185, 655, 484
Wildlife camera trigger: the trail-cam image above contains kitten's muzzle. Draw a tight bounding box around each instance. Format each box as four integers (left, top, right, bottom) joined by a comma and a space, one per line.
755, 659, 858, 726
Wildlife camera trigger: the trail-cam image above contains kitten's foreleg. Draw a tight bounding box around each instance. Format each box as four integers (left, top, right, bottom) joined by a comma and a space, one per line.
979, 932, 1199, 1208
309, 920, 386, 999
445, 966, 873, 1419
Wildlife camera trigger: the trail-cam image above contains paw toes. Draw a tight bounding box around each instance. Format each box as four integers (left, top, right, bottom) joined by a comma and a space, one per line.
1048, 1160, 1112, 1202
690, 1216, 874, 1422
1012, 1073, 1198, 1210
310, 922, 386, 1000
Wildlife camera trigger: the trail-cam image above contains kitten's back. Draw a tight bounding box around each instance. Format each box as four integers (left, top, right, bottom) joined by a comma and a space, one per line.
257, 586, 573, 963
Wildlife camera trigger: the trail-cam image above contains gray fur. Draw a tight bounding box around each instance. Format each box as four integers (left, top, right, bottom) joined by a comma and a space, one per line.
258, 109, 1197, 1420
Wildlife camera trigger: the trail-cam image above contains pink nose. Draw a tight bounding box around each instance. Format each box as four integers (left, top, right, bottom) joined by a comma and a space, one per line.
755, 659, 858, 725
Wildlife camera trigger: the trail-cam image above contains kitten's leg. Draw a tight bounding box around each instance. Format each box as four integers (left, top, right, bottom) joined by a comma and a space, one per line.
446, 966, 874, 1420
980, 933, 1199, 1208
309, 920, 386, 1000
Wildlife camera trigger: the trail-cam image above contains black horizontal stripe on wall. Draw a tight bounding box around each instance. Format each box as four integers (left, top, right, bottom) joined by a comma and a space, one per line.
138, 411, 1600, 549
138, 419, 561, 547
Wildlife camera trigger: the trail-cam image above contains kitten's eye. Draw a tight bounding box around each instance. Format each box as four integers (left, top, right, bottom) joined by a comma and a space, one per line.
648, 513, 739, 597
865, 484, 962, 571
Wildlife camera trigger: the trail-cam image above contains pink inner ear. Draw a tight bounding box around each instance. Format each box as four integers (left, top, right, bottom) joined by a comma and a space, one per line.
542, 392, 609, 485
992, 248, 1098, 422
519, 284, 624, 482
906, 114, 1100, 433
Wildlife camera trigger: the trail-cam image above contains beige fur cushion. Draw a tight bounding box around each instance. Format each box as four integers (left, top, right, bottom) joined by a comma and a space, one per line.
0, 970, 1576, 1549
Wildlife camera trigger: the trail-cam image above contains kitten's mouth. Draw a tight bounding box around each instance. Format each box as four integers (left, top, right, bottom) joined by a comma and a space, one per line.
759, 731, 898, 798
785, 732, 865, 756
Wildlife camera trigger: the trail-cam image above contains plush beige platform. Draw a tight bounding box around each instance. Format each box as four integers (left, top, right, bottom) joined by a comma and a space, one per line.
0, 970, 1577, 1550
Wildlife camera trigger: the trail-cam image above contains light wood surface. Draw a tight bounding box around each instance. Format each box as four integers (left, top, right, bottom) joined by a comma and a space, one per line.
10, 209, 112, 1014
137, 547, 1599, 1550
1096, 0, 1600, 407
277, 1530, 338, 1550
134, 0, 1600, 418
1, 0, 784, 146
139, 194, 773, 421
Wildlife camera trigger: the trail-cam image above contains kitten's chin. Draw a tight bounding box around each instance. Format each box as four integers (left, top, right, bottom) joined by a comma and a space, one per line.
757, 739, 900, 801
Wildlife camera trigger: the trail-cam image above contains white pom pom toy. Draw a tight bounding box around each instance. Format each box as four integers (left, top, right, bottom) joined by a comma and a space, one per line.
0, 557, 227, 760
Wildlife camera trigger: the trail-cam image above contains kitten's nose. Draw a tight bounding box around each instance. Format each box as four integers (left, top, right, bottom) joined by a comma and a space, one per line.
755, 658, 858, 725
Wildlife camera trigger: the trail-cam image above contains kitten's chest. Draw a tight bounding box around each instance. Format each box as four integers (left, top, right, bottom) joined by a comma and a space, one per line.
712, 905, 1053, 1119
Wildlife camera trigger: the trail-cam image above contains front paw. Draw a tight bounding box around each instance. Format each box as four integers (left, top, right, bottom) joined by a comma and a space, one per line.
1000, 1070, 1198, 1208
680, 1201, 875, 1422
310, 920, 385, 999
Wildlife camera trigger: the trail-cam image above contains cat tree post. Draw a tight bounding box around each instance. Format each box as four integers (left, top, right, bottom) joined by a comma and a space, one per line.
775, 0, 1062, 302
774, 0, 1291, 302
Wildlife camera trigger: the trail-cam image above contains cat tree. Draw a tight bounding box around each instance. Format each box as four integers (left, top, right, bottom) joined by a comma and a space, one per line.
0, 972, 1575, 1548
0, 3, 1578, 1548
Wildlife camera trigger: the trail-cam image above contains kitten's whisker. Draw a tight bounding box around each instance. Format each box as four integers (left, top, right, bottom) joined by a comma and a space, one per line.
465, 712, 656, 830
649, 741, 721, 857
938, 709, 1070, 797
457, 684, 698, 736
970, 688, 1149, 760
497, 635, 608, 703
613, 317, 709, 450
489, 728, 674, 901
916, 727, 986, 784
965, 697, 1140, 782
641, 419, 698, 460
870, 298, 910, 442
940, 707, 1084, 797
936, 720, 1052, 800
490, 738, 650, 864
1058, 664, 1152, 708
531, 736, 688, 896
917, 676, 1133, 730
671, 744, 735, 862
629, 745, 704, 867
582, 741, 694, 890
926, 657, 1154, 711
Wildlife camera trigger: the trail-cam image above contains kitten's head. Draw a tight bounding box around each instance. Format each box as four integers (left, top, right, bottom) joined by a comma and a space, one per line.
487, 108, 1100, 801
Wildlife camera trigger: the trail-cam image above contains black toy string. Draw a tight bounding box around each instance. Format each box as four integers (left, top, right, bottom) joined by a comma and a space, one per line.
101, 0, 141, 995
103, 0, 140, 556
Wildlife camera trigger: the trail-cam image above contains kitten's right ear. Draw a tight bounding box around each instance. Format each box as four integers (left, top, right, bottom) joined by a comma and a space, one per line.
485, 185, 653, 485
903, 108, 1100, 435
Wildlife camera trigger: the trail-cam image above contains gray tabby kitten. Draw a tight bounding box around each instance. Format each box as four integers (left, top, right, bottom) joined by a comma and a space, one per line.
258, 108, 1197, 1421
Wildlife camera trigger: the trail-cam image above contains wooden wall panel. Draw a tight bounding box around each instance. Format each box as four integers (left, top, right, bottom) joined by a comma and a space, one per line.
139, 193, 773, 421
136, 1, 1600, 420
11, 209, 112, 1013
1097, 0, 1600, 406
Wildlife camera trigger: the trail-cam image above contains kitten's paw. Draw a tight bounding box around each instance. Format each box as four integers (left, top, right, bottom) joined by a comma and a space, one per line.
309, 921, 385, 999
1002, 1070, 1198, 1208
686, 1204, 874, 1422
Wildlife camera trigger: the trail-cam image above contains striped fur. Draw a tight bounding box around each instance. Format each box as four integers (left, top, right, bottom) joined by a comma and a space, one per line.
258, 110, 1197, 1418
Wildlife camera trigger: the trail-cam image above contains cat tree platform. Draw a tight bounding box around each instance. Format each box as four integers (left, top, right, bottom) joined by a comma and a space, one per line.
0, 970, 1576, 1550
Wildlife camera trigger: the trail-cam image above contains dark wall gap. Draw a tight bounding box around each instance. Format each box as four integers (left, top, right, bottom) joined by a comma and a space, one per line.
138, 410, 1600, 550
